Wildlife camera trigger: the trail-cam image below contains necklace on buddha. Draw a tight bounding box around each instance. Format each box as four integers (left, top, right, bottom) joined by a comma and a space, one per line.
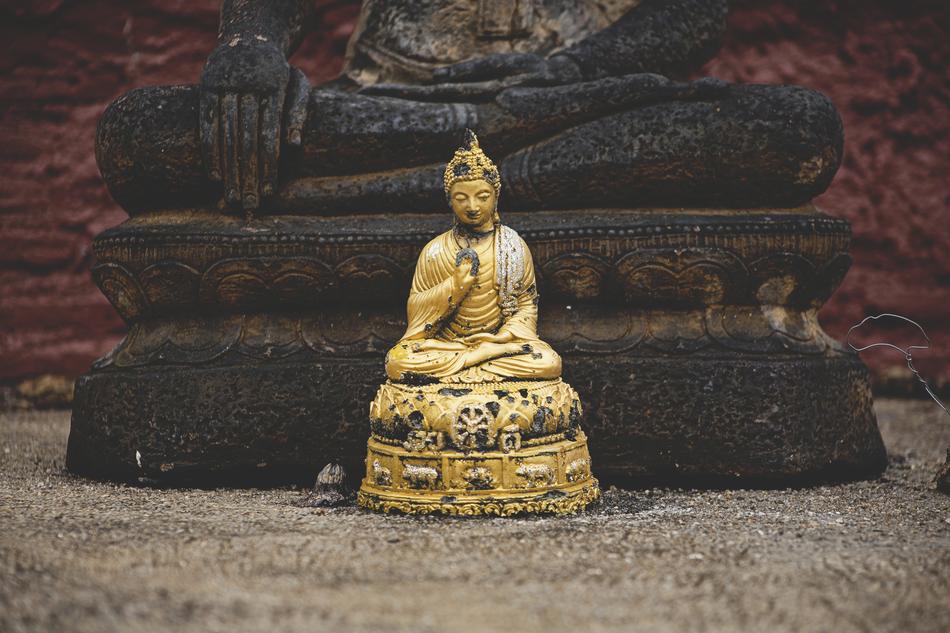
453, 223, 495, 250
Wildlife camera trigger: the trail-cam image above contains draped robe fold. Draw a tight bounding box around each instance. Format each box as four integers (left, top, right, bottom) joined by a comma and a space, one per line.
384, 225, 561, 382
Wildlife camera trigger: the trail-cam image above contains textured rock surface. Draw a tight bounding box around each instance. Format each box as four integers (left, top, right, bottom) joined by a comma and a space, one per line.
2, 399, 948, 633
1, 0, 947, 384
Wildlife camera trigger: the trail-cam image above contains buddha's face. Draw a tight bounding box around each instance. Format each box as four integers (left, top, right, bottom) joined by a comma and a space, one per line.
450, 179, 496, 231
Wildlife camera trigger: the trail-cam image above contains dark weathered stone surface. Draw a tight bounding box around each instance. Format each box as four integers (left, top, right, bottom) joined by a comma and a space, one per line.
569, 355, 885, 485
68, 352, 885, 487
68, 208, 886, 486
68, 360, 382, 485
4, 401, 949, 633
96, 78, 842, 215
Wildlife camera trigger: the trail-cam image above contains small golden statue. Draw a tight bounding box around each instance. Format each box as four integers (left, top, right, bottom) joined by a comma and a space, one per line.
357, 131, 600, 515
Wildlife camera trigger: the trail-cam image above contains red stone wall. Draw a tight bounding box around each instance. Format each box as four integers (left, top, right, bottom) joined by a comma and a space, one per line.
1, 0, 947, 385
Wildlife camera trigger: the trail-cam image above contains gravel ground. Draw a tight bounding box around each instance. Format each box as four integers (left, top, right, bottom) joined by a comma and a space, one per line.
1, 399, 949, 633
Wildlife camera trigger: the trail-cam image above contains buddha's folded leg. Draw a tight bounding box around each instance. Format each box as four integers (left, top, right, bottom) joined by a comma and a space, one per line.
96, 84, 479, 214
98, 78, 842, 215
276, 81, 843, 213
384, 340, 469, 381
499, 82, 844, 210
479, 340, 562, 380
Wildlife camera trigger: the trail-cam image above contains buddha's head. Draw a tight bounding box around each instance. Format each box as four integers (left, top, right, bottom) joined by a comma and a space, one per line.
444, 130, 500, 231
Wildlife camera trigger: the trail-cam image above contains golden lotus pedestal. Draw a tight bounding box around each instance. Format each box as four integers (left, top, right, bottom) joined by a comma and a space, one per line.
357, 379, 601, 516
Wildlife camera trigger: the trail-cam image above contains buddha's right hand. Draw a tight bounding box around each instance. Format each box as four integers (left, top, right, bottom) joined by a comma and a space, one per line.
453, 259, 476, 297
199, 38, 310, 212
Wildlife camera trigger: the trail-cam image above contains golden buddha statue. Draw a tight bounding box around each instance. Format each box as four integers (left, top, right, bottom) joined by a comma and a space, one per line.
357, 131, 600, 515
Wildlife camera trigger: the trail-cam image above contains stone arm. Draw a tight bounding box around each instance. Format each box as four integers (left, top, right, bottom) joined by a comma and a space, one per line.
553, 0, 730, 80
217, 0, 312, 57
199, 0, 315, 213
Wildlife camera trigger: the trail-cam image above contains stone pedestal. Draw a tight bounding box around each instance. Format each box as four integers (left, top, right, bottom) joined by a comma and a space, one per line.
67, 206, 886, 486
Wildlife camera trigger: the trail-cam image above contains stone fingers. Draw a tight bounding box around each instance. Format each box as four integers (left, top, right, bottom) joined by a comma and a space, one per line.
239, 95, 260, 211
433, 53, 540, 83
199, 91, 221, 181
221, 93, 241, 206
259, 94, 280, 199
360, 81, 507, 102
284, 67, 310, 146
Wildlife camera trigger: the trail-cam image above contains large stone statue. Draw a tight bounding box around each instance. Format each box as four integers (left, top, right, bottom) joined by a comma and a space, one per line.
97, 0, 840, 215
358, 131, 599, 514
68, 0, 886, 489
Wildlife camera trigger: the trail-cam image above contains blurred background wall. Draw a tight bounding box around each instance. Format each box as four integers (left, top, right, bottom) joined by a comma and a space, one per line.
1, 0, 947, 394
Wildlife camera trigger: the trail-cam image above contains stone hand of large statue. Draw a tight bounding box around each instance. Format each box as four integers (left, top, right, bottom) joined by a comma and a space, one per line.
433, 52, 583, 86
198, 38, 310, 211
362, 53, 583, 101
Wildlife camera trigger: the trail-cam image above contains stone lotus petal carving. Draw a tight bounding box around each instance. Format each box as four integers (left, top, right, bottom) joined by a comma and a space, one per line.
102, 316, 245, 369
539, 307, 646, 353
301, 313, 400, 354
199, 257, 337, 307
240, 314, 308, 359
542, 251, 611, 301
138, 261, 201, 309
335, 254, 406, 305
91, 262, 148, 322
748, 252, 817, 308
614, 248, 747, 307
705, 306, 832, 355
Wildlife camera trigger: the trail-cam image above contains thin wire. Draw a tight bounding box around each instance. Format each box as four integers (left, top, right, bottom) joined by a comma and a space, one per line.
847, 313, 949, 417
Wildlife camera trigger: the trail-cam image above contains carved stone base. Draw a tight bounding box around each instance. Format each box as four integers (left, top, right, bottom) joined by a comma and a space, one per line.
68, 206, 887, 487
357, 434, 600, 516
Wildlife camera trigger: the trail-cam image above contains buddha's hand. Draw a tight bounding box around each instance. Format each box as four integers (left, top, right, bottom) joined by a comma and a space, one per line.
360, 53, 581, 102
462, 331, 514, 345
453, 259, 477, 297
199, 38, 310, 211
434, 53, 582, 87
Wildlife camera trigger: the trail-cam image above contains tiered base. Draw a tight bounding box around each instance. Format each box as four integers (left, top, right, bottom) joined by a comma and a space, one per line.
357, 434, 600, 516
68, 208, 887, 487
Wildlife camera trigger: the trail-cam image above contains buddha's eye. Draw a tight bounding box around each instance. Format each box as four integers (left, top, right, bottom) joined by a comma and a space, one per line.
454, 194, 467, 201
477, 193, 491, 201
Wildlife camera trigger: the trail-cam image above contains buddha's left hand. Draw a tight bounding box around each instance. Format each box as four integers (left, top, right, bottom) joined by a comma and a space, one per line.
462, 331, 514, 345
433, 53, 582, 86
359, 54, 581, 102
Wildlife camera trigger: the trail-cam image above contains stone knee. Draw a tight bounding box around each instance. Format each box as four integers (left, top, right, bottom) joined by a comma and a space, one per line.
96, 84, 213, 214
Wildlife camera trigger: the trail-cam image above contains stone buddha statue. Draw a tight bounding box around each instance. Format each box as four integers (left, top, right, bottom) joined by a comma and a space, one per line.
96, 0, 842, 216
358, 131, 600, 515
69, 0, 886, 492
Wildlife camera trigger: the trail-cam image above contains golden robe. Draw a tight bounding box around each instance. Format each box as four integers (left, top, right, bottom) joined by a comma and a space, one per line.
385, 225, 561, 382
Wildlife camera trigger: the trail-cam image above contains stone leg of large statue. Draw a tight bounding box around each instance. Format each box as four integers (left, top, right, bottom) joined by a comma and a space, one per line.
69, 76, 885, 487
95, 75, 841, 215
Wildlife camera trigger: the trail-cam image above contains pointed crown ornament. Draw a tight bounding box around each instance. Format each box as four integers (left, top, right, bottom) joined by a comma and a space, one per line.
443, 129, 501, 198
